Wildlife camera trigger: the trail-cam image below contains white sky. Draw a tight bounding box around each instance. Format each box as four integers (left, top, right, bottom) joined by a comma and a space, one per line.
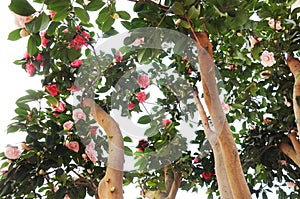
0, 0, 299, 198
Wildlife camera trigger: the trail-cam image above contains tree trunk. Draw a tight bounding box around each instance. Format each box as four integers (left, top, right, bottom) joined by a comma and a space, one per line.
193, 91, 234, 198
279, 56, 300, 168
83, 98, 124, 199
193, 31, 251, 199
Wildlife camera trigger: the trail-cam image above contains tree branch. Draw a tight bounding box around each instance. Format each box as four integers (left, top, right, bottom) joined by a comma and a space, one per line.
280, 142, 300, 168
82, 98, 124, 199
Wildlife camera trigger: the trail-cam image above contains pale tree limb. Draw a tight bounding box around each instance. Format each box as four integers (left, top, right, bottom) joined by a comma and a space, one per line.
194, 31, 251, 199
82, 98, 124, 199
193, 90, 234, 199
286, 55, 300, 134
278, 56, 300, 168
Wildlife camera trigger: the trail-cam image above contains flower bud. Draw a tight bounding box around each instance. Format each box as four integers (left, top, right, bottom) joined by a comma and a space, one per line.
20, 28, 30, 37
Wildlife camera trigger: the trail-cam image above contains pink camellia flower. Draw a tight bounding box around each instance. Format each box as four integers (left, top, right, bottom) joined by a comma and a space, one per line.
193, 156, 199, 163
250, 36, 262, 49
5, 146, 21, 160
229, 64, 238, 71
202, 172, 214, 180
49, 10, 56, 19
40, 32, 49, 47
128, 102, 135, 110
260, 51, 276, 67
268, 19, 282, 30
69, 31, 90, 50
70, 59, 82, 68
221, 101, 230, 114
162, 119, 172, 128
63, 121, 74, 131
45, 84, 59, 96
260, 70, 271, 79
138, 74, 150, 89
23, 52, 31, 59
183, 56, 188, 62
13, 14, 32, 28
136, 91, 147, 103
26, 62, 35, 76
53, 101, 66, 113
280, 160, 287, 166
286, 182, 296, 189
73, 108, 86, 122
85, 140, 97, 163
27, 113, 31, 121
132, 37, 144, 46
63, 28, 69, 33
115, 50, 123, 63
66, 141, 79, 153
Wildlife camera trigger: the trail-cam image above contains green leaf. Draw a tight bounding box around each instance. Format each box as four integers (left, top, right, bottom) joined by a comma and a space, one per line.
8, 29, 22, 41
124, 146, 133, 156
46, 0, 70, 21
74, 7, 90, 24
97, 7, 110, 23
174, 2, 185, 16
27, 35, 41, 56
7, 124, 21, 133
86, 0, 105, 11
180, 20, 191, 29
26, 12, 50, 33
118, 11, 131, 20
9, 0, 36, 16
46, 96, 58, 107
232, 103, 245, 109
184, 0, 196, 6
137, 48, 152, 63
102, 17, 115, 32
144, 125, 158, 136
124, 136, 132, 142
137, 115, 151, 124
188, 5, 199, 19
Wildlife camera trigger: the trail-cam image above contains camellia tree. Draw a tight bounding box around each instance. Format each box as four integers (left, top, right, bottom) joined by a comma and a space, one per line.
0, 0, 300, 198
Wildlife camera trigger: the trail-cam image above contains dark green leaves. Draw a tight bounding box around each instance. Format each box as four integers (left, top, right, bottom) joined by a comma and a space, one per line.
9, 0, 36, 16
137, 115, 151, 124
174, 1, 185, 16
74, 7, 90, 24
26, 12, 50, 33
118, 11, 131, 20
8, 29, 22, 41
27, 34, 41, 56
85, 0, 105, 11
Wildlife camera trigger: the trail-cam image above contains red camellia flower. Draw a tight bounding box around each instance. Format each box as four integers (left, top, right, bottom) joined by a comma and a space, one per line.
138, 74, 150, 89
35, 53, 43, 62
45, 84, 59, 96
70, 59, 83, 67
115, 50, 123, 63
49, 10, 56, 19
162, 119, 172, 128
40, 31, 49, 47
69, 31, 90, 50
201, 172, 214, 180
66, 141, 79, 153
193, 156, 199, 163
25, 62, 35, 76
5, 146, 21, 160
53, 101, 66, 113
136, 91, 146, 103
128, 103, 135, 110
89, 126, 97, 135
